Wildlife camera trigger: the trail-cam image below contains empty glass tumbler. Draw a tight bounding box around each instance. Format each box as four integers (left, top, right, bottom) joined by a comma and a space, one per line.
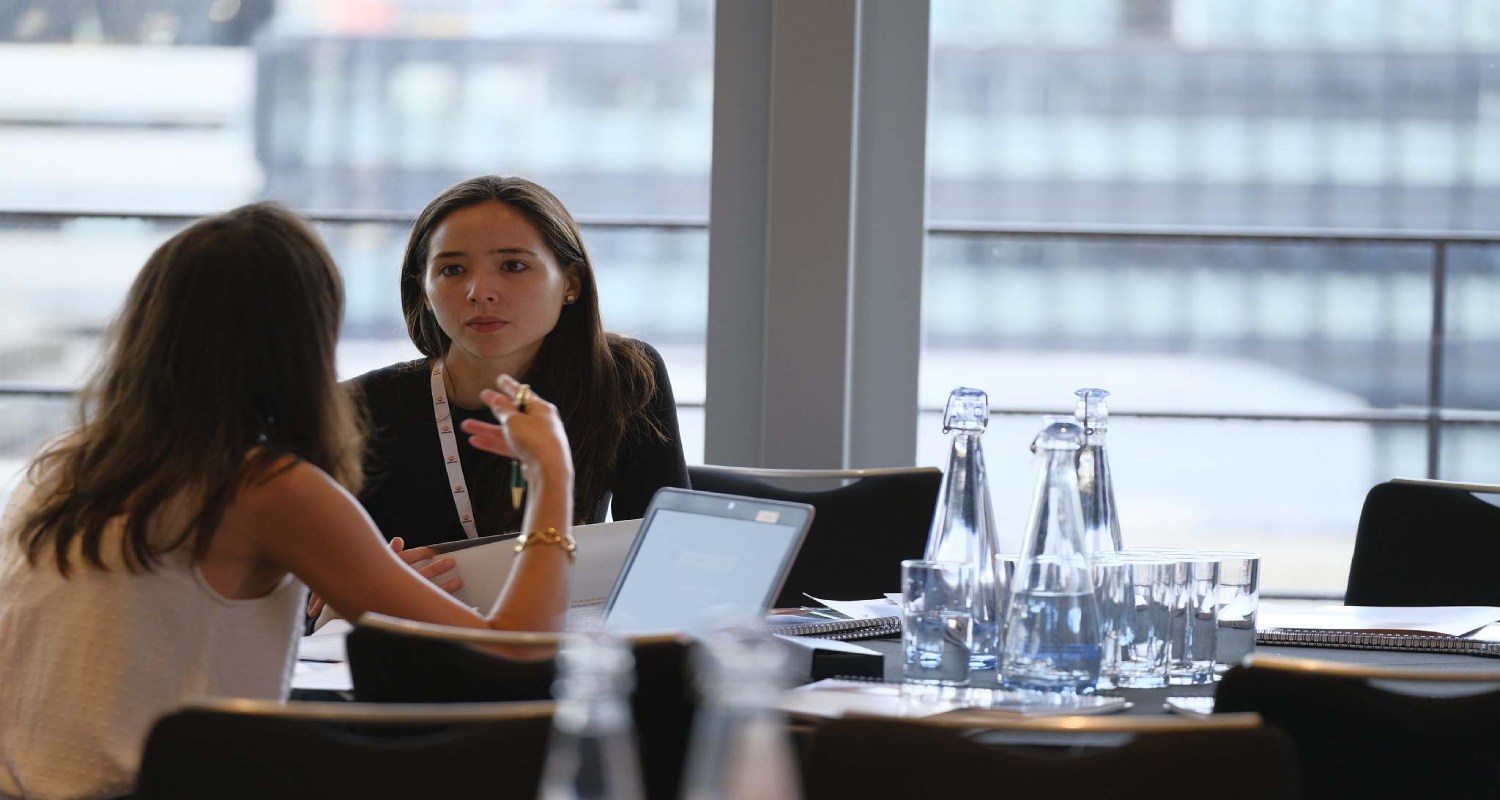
901, 560, 973, 687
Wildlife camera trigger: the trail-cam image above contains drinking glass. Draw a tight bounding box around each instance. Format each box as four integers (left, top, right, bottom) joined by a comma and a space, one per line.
1198, 551, 1260, 667
901, 560, 973, 686
1092, 554, 1172, 689
1169, 556, 1220, 685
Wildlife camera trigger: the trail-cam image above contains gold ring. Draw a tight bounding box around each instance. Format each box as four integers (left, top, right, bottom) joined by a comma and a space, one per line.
514, 384, 532, 413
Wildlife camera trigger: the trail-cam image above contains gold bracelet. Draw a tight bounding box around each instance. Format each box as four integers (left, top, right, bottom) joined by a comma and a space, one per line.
513, 527, 578, 561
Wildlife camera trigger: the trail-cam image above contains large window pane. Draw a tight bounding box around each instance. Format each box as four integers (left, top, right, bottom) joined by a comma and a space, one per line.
929, 0, 1500, 230
925, 0, 1500, 597
0, 214, 708, 478
0, 1, 713, 474
923, 235, 1434, 413
0, 394, 74, 504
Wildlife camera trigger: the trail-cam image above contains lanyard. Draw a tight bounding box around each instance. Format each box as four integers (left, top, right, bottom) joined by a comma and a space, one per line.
430, 360, 479, 539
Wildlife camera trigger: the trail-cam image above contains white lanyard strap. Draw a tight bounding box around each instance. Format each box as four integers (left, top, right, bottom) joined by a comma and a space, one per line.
431, 360, 479, 539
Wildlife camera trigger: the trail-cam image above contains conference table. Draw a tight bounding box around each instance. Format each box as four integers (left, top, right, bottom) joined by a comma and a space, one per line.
835, 636, 1500, 716
294, 621, 1500, 714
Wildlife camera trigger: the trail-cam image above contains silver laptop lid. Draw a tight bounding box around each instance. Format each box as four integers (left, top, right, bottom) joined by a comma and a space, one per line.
602, 487, 814, 633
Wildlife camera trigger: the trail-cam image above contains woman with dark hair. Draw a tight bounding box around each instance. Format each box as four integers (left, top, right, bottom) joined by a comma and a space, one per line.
349, 175, 689, 552
0, 204, 577, 799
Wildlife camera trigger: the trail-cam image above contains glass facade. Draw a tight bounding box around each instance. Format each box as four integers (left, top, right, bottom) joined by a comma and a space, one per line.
1, 0, 1497, 595
922, 0, 1500, 594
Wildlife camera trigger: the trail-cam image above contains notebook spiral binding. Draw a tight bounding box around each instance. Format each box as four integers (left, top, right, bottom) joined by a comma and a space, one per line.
1257, 628, 1500, 658
775, 616, 903, 641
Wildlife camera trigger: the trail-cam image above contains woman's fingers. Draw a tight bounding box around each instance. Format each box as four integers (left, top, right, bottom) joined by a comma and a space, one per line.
417, 556, 456, 581
394, 543, 438, 566
459, 418, 514, 457
306, 592, 326, 618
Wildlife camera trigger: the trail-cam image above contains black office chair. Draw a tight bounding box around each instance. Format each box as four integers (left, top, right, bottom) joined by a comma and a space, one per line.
687, 465, 942, 607
1215, 654, 1500, 800
802, 712, 1297, 800
1344, 478, 1500, 606
136, 698, 553, 799
346, 614, 696, 800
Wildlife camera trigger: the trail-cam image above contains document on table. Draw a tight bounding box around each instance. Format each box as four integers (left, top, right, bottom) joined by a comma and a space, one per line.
1258, 604, 1500, 637
294, 618, 353, 692
805, 596, 901, 620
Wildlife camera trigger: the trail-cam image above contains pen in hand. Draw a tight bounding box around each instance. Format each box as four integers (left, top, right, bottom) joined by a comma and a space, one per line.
508, 383, 534, 509
510, 460, 525, 509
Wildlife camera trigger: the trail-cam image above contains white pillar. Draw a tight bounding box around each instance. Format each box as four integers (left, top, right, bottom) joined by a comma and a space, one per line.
706, 0, 930, 469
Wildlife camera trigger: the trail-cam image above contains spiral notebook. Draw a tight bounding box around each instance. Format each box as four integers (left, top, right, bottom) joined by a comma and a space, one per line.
767, 596, 904, 641
768, 614, 903, 641
1256, 604, 1500, 658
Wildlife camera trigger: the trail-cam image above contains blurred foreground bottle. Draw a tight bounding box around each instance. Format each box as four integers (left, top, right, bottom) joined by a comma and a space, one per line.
923, 387, 1003, 670
680, 623, 802, 800
1001, 417, 1102, 695
539, 632, 645, 800
1074, 388, 1123, 556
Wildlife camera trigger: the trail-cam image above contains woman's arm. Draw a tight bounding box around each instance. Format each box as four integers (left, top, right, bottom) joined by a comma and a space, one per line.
238, 376, 574, 632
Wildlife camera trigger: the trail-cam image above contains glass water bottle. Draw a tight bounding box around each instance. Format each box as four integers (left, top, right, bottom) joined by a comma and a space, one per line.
680, 622, 802, 800
923, 387, 1003, 671
538, 632, 645, 800
1074, 387, 1123, 556
1000, 417, 1102, 695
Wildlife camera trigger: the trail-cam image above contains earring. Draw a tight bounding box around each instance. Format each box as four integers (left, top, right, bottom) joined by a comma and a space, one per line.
564, 295, 576, 306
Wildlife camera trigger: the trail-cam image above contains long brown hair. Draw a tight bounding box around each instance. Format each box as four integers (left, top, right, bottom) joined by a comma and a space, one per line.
400, 176, 658, 522
17, 203, 364, 574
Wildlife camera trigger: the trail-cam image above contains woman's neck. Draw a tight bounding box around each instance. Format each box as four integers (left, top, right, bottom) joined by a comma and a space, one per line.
441, 348, 532, 410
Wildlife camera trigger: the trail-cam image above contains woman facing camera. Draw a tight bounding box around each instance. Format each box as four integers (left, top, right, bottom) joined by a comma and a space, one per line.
0, 204, 576, 800
351, 176, 689, 548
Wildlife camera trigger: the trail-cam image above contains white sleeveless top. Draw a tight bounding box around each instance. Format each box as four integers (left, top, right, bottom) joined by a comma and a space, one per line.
0, 482, 305, 800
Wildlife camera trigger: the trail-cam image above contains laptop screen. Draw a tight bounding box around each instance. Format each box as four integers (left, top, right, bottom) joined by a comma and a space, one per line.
603, 489, 813, 633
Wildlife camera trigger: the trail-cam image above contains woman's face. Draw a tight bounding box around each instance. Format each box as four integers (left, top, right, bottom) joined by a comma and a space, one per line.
423, 200, 580, 373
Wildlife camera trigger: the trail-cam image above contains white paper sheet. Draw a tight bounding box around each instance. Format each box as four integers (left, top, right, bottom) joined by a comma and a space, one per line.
297, 618, 352, 663
291, 661, 353, 692
1258, 604, 1500, 637
773, 635, 882, 656
805, 596, 901, 621
778, 679, 963, 719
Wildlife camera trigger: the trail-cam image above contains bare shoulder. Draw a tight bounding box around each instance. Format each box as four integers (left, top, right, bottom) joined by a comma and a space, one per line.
234, 455, 353, 519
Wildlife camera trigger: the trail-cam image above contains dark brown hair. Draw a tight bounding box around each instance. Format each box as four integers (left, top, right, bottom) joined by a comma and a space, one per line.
17, 203, 363, 574
400, 176, 657, 523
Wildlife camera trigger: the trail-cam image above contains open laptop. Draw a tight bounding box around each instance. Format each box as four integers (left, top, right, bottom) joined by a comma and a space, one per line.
599, 487, 814, 633
407, 487, 813, 634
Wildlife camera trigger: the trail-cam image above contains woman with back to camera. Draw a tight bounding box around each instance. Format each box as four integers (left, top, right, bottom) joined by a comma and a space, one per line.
347, 175, 689, 559
0, 204, 576, 800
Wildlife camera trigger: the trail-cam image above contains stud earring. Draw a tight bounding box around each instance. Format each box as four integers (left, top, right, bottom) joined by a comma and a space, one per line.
564, 295, 576, 306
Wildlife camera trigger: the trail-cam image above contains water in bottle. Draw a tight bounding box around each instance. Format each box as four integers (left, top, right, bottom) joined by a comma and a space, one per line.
1001, 417, 1102, 695
923, 387, 1004, 671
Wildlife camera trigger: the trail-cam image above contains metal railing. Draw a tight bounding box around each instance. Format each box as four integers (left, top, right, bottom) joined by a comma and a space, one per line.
4, 209, 1498, 477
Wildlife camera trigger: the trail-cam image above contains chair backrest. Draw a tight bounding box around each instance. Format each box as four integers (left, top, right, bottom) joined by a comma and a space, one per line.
802, 714, 1296, 800
136, 699, 554, 799
1215, 657, 1500, 800
687, 465, 942, 606
1344, 478, 1500, 606
346, 614, 696, 800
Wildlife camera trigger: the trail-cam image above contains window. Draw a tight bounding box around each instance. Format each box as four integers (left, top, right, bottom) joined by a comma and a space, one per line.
924, 0, 1500, 596
0, 0, 715, 490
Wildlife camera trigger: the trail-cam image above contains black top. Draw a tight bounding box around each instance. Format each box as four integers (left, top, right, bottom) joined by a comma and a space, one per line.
350, 343, 690, 548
